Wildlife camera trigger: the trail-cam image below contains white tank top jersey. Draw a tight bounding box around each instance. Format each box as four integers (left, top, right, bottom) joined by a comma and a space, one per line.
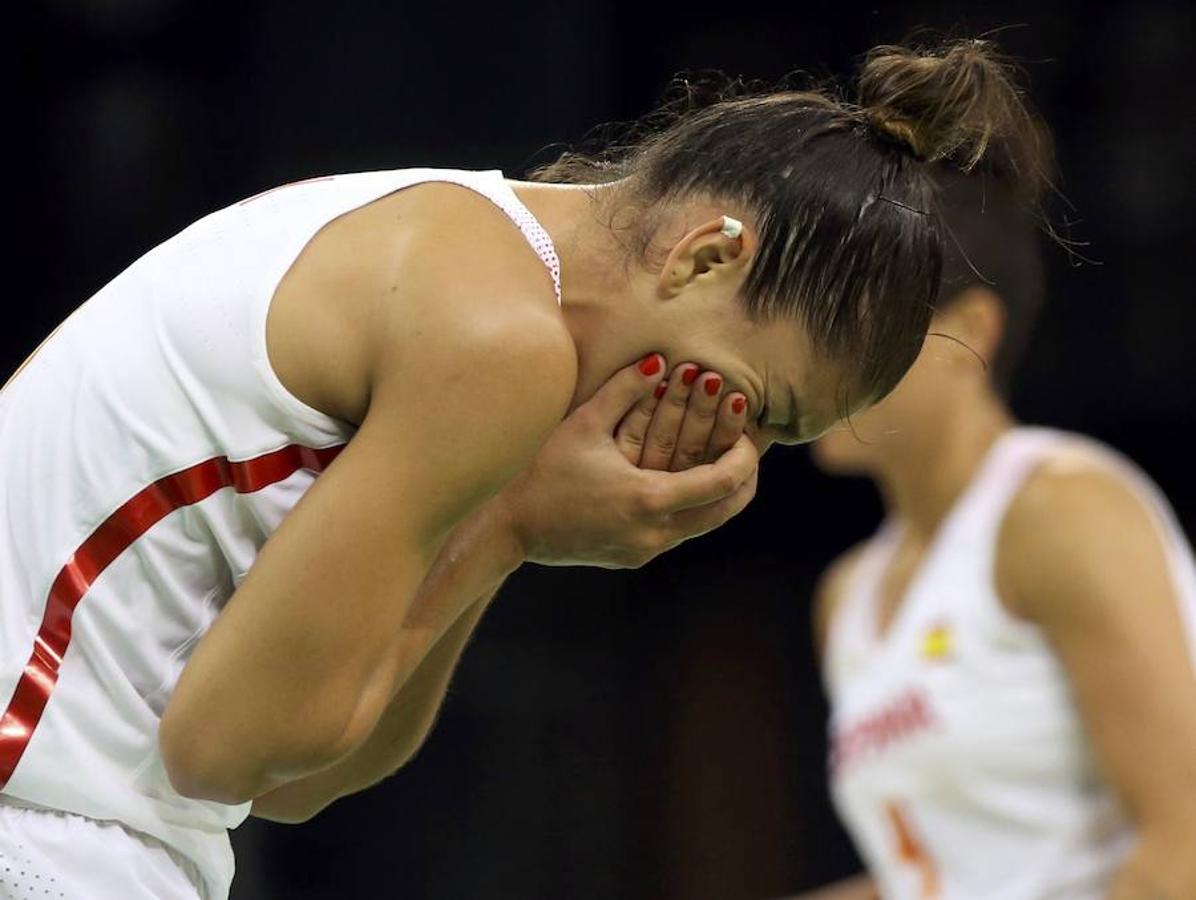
0, 168, 561, 899
824, 427, 1196, 900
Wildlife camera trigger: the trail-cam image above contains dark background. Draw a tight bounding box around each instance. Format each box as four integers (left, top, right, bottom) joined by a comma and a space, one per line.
16, 1, 1195, 898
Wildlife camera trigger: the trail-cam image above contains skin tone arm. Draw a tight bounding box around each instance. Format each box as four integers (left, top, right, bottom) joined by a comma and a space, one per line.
163, 337, 758, 806
998, 459, 1196, 900
162, 178, 760, 810
159, 280, 578, 803
786, 548, 880, 900
252, 359, 759, 821
250, 590, 494, 823
159, 183, 585, 803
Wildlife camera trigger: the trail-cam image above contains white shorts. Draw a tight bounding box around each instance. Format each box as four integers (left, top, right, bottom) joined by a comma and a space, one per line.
0, 800, 204, 900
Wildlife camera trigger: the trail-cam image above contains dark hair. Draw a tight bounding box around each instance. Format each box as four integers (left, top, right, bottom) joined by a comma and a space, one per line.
531, 39, 1052, 410
933, 166, 1047, 395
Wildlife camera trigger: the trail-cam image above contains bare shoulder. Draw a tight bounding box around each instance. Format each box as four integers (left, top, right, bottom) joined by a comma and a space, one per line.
269, 180, 574, 426
813, 542, 869, 656
373, 181, 561, 311
997, 448, 1170, 622
368, 182, 573, 377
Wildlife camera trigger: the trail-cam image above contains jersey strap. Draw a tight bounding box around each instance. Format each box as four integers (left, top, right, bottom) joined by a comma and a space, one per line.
439, 172, 562, 305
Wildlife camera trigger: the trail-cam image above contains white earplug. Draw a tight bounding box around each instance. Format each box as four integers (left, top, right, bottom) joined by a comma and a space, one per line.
719, 215, 744, 240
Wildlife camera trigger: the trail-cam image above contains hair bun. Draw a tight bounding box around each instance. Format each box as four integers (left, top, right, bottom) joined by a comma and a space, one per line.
857, 39, 1053, 202
864, 110, 930, 160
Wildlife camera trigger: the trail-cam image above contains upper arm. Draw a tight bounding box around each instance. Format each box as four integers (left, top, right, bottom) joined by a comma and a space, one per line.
161, 192, 575, 800
997, 459, 1196, 839
814, 544, 866, 659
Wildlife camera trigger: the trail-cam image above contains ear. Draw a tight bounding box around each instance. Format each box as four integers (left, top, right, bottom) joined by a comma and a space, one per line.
940, 287, 1006, 364
656, 216, 755, 299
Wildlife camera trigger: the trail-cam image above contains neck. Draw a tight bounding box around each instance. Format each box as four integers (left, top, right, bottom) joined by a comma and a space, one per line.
511, 179, 659, 410
874, 387, 1015, 539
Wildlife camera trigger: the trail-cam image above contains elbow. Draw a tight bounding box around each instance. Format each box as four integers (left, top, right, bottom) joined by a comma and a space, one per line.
256, 805, 324, 825
159, 717, 270, 805
162, 758, 255, 806
158, 703, 369, 806
250, 792, 333, 825
166, 769, 259, 806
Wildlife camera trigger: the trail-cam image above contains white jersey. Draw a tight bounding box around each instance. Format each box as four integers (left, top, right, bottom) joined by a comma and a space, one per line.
824, 427, 1196, 899
0, 168, 561, 898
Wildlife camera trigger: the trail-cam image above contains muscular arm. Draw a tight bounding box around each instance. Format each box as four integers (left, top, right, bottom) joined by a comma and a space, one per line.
250, 504, 514, 823
252, 361, 763, 821
159, 189, 576, 804
252, 598, 493, 823
161, 321, 570, 803
998, 459, 1196, 899
162, 180, 761, 808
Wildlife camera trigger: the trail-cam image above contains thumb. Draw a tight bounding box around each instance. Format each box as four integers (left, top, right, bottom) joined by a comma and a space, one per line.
582, 354, 666, 428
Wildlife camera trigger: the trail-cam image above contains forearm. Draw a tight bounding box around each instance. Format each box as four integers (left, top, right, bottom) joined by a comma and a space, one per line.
384, 496, 523, 690
250, 500, 522, 821
251, 591, 494, 822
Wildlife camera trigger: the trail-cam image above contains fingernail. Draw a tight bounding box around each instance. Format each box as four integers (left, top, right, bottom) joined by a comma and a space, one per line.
731, 396, 746, 415
638, 354, 662, 377
704, 375, 723, 397
654, 382, 667, 399
681, 366, 699, 386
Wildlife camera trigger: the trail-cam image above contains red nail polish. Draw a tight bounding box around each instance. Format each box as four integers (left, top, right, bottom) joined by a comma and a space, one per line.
654, 382, 667, 399
681, 366, 699, 386
638, 354, 662, 377
704, 375, 723, 397
732, 396, 746, 415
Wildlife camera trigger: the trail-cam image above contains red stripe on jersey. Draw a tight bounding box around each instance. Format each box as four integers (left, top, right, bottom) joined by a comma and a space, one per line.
0, 443, 345, 788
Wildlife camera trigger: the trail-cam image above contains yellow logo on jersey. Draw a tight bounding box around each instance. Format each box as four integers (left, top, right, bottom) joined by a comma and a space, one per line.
921, 623, 952, 661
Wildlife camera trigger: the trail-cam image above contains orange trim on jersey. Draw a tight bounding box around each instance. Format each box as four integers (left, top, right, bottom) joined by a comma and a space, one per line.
0, 443, 345, 789
886, 800, 940, 898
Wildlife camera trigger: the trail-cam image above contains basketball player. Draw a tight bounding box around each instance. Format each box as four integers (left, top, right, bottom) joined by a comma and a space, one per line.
0, 41, 1046, 898
803, 166, 1196, 897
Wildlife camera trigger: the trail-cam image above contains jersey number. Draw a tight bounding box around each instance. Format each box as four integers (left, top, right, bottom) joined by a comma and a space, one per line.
885, 801, 940, 899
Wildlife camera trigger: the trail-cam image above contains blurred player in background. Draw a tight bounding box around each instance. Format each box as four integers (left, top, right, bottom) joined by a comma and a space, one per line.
803, 158, 1196, 898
